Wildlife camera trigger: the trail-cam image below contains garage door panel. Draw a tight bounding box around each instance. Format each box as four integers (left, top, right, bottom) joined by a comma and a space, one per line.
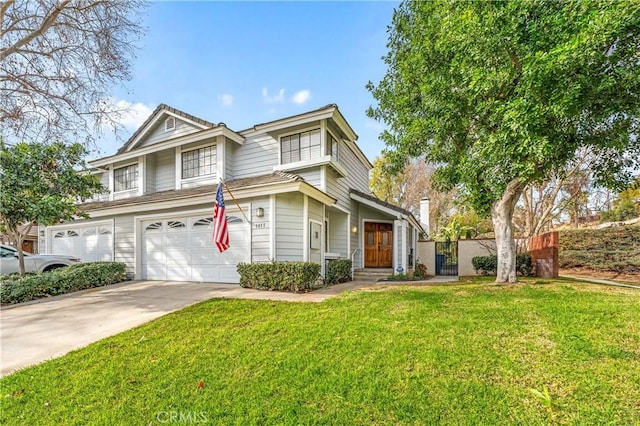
142, 214, 249, 283
166, 266, 192, 281
191, 250, 216, 263
219, 266, 241, 282
165, 250, 191, 265
49, 224, 113, 262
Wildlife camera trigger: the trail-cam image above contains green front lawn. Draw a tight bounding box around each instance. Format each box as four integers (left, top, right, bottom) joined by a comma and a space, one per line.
2, 279, 639, 425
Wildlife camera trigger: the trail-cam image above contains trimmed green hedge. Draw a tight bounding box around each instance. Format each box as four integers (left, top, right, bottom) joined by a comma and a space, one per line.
0, 262, 127, 305
237, 261, 321, 292
472, 254, 533, 276
325, 259, 352, 285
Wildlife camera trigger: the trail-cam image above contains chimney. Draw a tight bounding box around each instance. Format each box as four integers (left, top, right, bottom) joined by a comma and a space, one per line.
419, 197, 430, 238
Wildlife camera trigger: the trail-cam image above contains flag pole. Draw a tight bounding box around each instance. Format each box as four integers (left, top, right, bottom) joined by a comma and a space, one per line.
220, 179, 251, 224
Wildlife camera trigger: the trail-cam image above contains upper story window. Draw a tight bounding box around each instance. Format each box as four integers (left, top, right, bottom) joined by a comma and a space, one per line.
281, 129, 321, 164
182, 146, 215, 179
327, 133, 339, 161
114, 164, 138, 192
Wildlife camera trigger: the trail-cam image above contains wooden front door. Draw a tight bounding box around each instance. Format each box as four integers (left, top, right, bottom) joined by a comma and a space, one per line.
364, 223, 393, 268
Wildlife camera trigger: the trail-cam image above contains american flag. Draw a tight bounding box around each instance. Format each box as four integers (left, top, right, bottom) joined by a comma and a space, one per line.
213, 183, 229, 253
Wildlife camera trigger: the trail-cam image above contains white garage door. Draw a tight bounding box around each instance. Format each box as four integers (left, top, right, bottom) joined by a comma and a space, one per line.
50, 225, 114, 262
141, 213, 250, 283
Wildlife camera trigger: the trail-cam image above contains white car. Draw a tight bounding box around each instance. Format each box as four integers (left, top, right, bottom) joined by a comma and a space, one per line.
0, 244, 81, 275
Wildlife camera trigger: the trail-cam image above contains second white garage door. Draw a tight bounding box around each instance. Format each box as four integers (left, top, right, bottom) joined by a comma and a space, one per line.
141, 213, 249, 283
49, 224, 114, 262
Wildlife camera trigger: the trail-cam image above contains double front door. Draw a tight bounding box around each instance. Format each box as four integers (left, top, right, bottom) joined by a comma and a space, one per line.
364, 222, 393, 268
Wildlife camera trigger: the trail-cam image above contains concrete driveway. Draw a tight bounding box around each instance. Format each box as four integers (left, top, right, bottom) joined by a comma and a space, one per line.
0, 280, 367, 377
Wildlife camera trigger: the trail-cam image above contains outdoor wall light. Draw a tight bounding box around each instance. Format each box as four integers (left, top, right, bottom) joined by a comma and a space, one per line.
351, 225, 358, 234
256, 207, 264, 218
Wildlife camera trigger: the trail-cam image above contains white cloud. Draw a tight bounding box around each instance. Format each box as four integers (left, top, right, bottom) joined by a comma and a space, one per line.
110, 99, 155, 130
219, 93, 234, 106
292, 90, 311, 105
262, 87, 285, 104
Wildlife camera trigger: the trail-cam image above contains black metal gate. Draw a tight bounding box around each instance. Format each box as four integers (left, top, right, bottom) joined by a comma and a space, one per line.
435, 241, 458, 276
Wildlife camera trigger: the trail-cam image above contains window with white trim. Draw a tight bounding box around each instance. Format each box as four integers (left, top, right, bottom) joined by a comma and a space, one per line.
327, 133, 339, 161
280, 129, 321, 164
114, 164, 138, 192
182, 146, 215, 179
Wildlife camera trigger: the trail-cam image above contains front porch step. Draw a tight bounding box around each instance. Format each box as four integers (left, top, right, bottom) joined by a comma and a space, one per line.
353, 268, 394, 282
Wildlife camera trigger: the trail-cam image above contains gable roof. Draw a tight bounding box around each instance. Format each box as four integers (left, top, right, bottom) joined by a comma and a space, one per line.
116, 104, 218, 154
350, 189, 424, 232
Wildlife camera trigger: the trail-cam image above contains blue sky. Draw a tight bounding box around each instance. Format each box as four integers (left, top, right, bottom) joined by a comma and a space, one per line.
97, 1, 399, 161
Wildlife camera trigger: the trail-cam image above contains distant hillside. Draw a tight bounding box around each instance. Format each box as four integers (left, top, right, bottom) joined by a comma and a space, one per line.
559, 224, 640, 273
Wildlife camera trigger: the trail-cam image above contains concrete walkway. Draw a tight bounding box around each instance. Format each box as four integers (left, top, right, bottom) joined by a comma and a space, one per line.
0, 276, 459, 377
561, 275, 640, 290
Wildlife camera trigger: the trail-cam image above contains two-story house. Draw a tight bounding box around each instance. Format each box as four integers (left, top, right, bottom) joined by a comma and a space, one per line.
39, 104, 422, 283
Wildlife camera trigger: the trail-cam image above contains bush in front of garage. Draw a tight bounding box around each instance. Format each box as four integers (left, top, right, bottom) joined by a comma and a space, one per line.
0, 262, 127, 305
237, 261, 321, 292
325, 259, 352, 285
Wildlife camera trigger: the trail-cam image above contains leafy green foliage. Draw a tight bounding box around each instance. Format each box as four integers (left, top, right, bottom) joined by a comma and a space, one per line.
1, 281, 639, 424
559, 225, 640, 273
0, 142, 104, 229
600, 179, 640, 222
473, 254, 533, 276
325, 259, 352, 285
0, 262, 127, 305
367, 0, 640, 280
237, 261, 321, 292
368, 1, 640, 211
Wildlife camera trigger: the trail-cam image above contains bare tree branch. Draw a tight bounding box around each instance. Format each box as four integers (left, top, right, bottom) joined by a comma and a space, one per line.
0, 0, 146, 144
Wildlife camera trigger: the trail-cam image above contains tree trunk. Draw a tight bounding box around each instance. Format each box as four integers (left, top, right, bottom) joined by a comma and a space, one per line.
491, 179, 525, 283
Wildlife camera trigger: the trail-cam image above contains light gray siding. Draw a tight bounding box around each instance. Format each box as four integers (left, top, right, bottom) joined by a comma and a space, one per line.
296, 168, 322, 189
225, 140, 235, 181
327, 210, 348, 258
145, 155, 155, 194
233, 133, 279, 178
350, 213, 361, 269
276, 192, 303, 261
250, 196, 271, 262
88, 171, 110, 202
340, 141, 370, 194
326, 171, 351, 211
359, 204, 392, 222
114, 214, 135, 275
308, 198, 323, 264
138, 118, 205, 149
154, 149, 175, 192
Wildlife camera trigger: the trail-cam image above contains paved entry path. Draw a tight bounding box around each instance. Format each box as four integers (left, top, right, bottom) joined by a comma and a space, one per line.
0, 277, 458, 376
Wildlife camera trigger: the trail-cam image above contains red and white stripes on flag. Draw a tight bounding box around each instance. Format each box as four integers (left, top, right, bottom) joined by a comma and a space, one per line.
213, 183, 229, 253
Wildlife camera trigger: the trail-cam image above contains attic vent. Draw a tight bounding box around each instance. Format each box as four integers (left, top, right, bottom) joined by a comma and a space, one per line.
165, 116, 176, 131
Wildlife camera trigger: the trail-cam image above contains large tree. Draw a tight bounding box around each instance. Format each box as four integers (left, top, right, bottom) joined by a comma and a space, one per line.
0, 0, 146, 144
370, 155, 456, 234
0, 141, 105, 276
368, 0, 640, 282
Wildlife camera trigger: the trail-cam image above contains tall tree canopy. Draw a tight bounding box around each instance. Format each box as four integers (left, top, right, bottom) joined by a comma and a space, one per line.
0, 141, 105, 276
368, 0, 640, 282
0, 0, 146, 144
